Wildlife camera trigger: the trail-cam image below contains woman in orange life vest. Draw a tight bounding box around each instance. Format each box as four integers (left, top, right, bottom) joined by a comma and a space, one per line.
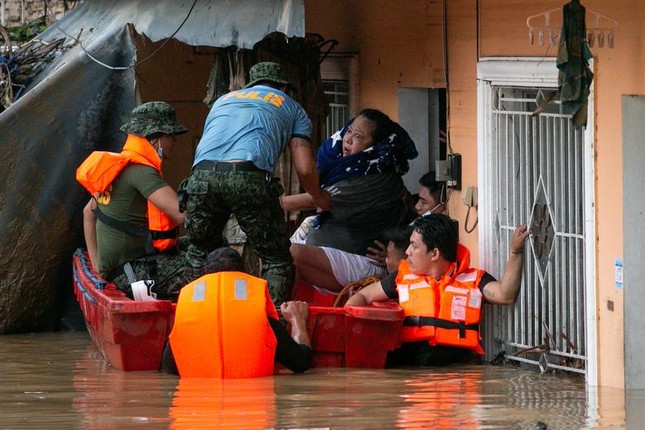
161, 247, 313, 376
346, 214, 529, 366
79, 101, 193, 300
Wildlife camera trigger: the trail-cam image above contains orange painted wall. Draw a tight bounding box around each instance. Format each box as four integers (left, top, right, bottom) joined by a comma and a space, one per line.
443, 1, 478, 260
306, 0, 445, 120
306, 0, 645, 388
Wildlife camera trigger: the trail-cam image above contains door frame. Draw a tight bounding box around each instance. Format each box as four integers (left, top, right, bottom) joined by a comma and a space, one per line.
476, 57, 597, 385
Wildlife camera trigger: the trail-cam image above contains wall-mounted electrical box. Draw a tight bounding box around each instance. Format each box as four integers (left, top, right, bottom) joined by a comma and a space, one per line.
435, 153, 461, 190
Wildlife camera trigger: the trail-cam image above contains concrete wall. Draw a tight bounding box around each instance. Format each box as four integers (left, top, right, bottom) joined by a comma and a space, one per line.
622, 95, 645, 389
306, 0, 645, 388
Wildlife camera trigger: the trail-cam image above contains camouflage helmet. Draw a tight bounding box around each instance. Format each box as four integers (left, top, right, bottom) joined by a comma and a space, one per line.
120, 101, 188, 138
244, 62, 292, 89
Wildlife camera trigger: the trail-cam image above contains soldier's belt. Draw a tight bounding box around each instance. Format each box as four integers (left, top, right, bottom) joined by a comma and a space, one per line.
193, 160, 265, 173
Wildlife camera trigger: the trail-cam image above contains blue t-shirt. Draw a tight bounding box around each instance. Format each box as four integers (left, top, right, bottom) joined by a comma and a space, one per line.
193, 85, 312, 172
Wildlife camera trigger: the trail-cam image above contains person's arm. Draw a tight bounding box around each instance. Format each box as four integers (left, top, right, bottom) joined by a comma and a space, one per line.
273, 301, 312, 373
147, 185, 186, 224
345, 279, 389, 306
482, 224, 530, 305
83, 197, 99, 269
289, 137, 330, 210
365, 240, 387, 267
280, 193, 316, 212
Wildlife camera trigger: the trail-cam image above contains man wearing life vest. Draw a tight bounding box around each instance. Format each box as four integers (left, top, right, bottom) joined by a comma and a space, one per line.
163, 247, 312, 377
78, 101, 194, 300
346, 214, 529, 366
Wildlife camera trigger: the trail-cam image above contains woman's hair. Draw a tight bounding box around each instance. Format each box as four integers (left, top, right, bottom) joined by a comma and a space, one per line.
203, 247, 245, 274
356, 108, 394, 144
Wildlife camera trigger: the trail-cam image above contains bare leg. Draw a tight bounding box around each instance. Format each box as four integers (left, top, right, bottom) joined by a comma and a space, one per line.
290, 243, 343, 293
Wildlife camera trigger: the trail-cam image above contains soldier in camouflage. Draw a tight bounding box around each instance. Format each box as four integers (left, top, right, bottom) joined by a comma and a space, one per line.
81, 101, 196, 300
183, 62, 330, 304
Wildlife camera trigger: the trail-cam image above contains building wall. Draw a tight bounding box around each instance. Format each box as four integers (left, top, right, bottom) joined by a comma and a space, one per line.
133, 37, 213, 189
306, 0, 445, 120
306, 0, 645, 388
454, 0, 644, 390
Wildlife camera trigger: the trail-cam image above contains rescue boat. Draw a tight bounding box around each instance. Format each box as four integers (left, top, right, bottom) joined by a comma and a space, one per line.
72, 249, 404, 372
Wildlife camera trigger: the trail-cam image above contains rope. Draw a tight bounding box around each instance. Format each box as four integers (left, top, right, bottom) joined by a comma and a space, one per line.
332, 276, 381, 307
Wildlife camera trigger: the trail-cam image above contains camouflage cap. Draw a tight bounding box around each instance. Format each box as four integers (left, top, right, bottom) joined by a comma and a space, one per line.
120, 101, 188, 138
244, 62, 292, 89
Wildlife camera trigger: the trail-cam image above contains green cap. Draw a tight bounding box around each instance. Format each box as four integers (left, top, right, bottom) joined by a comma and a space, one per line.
120, 101, 188, 138
244, 62, 292, 89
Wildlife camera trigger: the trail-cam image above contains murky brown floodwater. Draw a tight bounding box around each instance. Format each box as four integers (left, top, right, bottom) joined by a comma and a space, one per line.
0, 332, 641, 429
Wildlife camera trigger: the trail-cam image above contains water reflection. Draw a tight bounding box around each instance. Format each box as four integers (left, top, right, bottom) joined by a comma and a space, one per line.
73, 344, 176, 428
0, 332, 639, 429
170, 377, 276, 429
396, 370, 484, 429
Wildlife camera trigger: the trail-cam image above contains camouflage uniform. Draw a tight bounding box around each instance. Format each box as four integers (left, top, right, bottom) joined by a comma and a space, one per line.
111, 254, 193, 301
183, 169, 293, 304
94, 101, 195, 300
120, 102, 188, 137
183, 62, 310, 305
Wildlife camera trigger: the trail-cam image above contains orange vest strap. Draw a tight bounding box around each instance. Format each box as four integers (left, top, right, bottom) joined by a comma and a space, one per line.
403, 316, 480, 339
395, 246, 485, 354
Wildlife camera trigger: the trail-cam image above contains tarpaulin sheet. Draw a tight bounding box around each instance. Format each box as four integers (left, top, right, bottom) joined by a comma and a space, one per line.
0, 0, 304, 333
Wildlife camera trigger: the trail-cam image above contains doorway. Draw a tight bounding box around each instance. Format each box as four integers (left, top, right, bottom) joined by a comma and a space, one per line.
477, 58, 596, 381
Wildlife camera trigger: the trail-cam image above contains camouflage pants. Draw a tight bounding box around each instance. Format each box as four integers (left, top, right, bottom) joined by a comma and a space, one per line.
111, 253, 195, 301
182, 169, 294, 304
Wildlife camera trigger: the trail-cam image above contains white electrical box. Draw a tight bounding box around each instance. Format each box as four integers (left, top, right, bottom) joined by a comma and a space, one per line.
463, 186, 478, 207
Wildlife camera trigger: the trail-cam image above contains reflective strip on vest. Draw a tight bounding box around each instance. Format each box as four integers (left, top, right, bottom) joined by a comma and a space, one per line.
395, 255, 486, 354
169, 272, 278, 378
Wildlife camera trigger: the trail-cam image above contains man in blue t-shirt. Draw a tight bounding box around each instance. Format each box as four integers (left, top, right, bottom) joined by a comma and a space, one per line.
183, 62, 330, 304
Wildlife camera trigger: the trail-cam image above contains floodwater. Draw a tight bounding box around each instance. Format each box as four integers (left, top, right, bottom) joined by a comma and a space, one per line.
0, 332, 640, 429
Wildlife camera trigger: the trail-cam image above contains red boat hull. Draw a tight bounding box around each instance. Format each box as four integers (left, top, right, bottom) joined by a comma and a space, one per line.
72, 250, 175, 371
72, 249, 404, 372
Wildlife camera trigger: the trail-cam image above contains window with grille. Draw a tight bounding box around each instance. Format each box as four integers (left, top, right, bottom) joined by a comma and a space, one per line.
322, 79, 349, 138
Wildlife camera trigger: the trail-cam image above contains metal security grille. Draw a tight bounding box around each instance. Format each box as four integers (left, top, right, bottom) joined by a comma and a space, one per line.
483, 86, 587, 374
322, 80, 349, 138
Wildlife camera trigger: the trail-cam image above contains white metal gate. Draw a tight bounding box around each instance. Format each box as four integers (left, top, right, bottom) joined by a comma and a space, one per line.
477, 58, 595, 378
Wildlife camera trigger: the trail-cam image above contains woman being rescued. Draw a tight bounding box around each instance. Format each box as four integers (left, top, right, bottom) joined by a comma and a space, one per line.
282, 108, 418, 293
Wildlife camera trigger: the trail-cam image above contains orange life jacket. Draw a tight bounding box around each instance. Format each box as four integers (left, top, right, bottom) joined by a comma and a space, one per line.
76, 134, 178, 252
396, 244, 486, 354
168, 271, 279, 378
